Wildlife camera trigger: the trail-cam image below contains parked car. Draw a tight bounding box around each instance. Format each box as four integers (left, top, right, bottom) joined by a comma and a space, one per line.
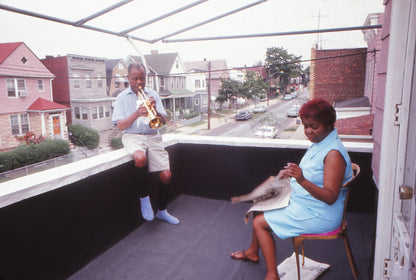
282, 94, 292, 101
235, 110, 252, 120
286, 105, 300, 117
254, 126, 279, 138
253, 104, 267, 113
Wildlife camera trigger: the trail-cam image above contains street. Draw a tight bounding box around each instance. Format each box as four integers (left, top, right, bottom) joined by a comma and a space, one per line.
202, 91, 308, 138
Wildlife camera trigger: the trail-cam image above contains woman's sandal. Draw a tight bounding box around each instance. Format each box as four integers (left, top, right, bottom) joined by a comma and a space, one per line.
230, 250, 259, 263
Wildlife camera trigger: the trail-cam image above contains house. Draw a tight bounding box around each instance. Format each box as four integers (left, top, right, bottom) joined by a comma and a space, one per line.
184, 59, 230, 107
185, 70, 209, 114
105, 59, 129, 97
362, 13, 384, 114
42, 54, 115, 133
128, 51, 195, 120
0, 42, 69, 151
310, 47, 367, 103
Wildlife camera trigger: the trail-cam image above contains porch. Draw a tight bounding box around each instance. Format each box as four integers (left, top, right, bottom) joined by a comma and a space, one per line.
0, 135, 376, 280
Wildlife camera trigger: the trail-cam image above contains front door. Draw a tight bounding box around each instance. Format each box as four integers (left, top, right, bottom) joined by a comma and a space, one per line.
52, 115, 61, 139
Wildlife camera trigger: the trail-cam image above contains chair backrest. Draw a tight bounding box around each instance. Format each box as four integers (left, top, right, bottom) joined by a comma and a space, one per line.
340, 163, 360, 229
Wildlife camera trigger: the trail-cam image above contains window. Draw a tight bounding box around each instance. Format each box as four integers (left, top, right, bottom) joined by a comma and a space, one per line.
7, 79, 26, 97
7, 79, 17, 97
99, 106, 104, 119
86, 75, 91, 88
81, 107, 88, 120
74, 107, 81, 119
75, 107, 88, 120
38, 79, 44, 91
195, 80, 201, 88
105, 105, 110, 118
20, 114, 29, 134
10, 115, 19, 135
97, 74, 103, 88
92, 107, 98, 120
10, 114, 29, 136
73, 74, 80, 88
195, 97, 200, 106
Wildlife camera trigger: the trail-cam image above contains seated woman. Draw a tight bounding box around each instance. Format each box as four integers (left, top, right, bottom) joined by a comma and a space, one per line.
230, 99, 353, 280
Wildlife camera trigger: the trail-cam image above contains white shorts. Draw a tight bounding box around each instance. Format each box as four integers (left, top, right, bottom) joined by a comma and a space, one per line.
122, 133, 170, 172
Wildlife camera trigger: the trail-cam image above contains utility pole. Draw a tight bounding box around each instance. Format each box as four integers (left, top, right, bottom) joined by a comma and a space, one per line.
207, 61, 211, 130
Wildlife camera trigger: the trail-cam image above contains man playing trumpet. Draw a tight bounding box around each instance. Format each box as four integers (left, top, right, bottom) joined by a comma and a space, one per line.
112, 63, 179, 225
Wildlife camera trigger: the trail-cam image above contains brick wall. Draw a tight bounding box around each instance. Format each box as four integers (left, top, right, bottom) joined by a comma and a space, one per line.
310, 48, 367, 104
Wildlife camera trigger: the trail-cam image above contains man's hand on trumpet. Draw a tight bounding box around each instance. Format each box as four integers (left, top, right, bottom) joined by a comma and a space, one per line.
136, 97, 156, 118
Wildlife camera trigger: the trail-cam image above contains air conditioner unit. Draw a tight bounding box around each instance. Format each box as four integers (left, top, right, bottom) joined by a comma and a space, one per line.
18, 90, 28, 97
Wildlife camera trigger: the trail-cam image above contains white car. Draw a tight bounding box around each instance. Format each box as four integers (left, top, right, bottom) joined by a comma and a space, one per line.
286, 107, 299, 117
253, 104, 267, 113
254, 126, 279, 138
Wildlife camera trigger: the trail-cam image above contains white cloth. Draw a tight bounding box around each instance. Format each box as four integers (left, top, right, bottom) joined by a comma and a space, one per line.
278, 252, 330, 280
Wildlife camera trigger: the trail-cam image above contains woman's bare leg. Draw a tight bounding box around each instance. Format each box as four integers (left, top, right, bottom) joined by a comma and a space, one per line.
253, 214, 279, 280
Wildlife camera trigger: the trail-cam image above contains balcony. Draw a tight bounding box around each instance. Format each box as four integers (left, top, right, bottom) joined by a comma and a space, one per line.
0, 135, 376, 280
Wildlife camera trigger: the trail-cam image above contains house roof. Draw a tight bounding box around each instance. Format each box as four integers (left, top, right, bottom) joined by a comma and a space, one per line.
336, 114, 374, 136
0, 42, 22, 64
27, 98, 69, 111
144, 53, 179, 74
184, 59, 229, 79
128, 54, 178, 75
105, 59, 123, 71
334, 96, 371, 108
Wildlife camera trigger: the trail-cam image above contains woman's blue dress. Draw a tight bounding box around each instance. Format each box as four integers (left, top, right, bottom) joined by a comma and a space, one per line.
264, 129, 352, 239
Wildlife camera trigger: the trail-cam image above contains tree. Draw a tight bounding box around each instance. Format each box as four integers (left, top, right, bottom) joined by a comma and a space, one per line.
302, 65, 310, 86
265, 47, 303, 94
243, 71, 269, 100
216, 78, 244, 106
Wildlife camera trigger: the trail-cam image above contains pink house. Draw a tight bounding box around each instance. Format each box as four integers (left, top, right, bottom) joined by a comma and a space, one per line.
0, 42, 69, 151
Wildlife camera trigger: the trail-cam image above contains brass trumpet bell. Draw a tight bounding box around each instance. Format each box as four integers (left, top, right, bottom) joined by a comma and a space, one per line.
137, 87, 163, 129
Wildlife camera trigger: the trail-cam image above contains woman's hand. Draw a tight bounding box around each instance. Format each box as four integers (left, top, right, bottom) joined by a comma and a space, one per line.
279, 163, 305, 184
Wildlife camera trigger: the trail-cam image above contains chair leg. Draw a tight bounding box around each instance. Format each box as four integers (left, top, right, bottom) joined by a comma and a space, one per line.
301, 242, 305, 266
343, 234, 359, 280
293, 238, 303, 280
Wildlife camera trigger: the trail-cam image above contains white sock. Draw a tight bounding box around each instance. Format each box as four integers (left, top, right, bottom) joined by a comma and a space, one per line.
156, 209, 180, 225
140, 196, 154, 221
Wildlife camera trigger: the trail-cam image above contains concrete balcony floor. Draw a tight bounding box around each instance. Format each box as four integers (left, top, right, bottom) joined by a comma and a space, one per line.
69, 195, 376, 280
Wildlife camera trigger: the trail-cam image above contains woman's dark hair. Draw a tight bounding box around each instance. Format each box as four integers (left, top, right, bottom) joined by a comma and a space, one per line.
299, 99, 336, 130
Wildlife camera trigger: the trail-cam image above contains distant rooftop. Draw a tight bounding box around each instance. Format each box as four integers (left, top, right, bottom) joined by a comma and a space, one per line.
334, 96, 371, 108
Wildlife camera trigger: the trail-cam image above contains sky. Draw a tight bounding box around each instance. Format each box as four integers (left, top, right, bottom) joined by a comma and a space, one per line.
0, 0, 384, 68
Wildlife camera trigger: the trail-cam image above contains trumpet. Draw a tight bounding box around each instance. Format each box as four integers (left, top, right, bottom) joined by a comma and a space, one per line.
137, 87, 163, 129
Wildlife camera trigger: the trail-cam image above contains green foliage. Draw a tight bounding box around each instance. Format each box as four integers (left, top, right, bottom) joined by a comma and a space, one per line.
217, 71, 269, 106
110, 137, 123, 150
0, 139, 70, 173
243, 71, 269, 100
265, 47, 303, 93
216, 78, 242, 105
68, 124, 100, 150
183, 112, 199, 120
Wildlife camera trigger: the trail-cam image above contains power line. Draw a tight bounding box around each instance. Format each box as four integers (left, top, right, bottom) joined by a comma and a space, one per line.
1, 49, 379, 79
